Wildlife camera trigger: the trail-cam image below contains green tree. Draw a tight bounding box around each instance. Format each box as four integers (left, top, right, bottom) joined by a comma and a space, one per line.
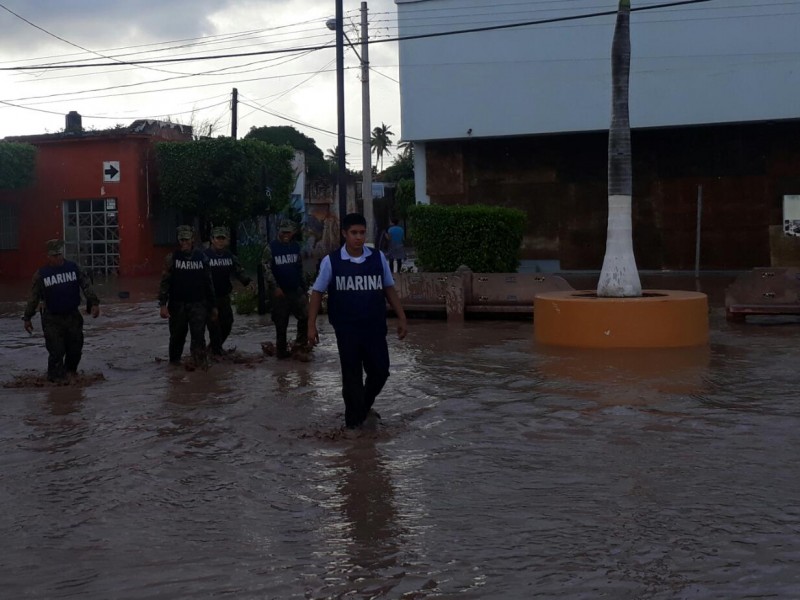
370, 122, 394, 171
598, 0, 641, 297
0, 142, 36, 189
378, 151, 414, 183
325, 145, 349, 173
397, 140, 413, 159
245, 125, 327, 179
394, 178, 416, 221
155, 138, 294, 226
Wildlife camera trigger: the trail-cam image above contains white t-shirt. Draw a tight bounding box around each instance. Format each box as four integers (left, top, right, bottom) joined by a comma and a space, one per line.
311, 246, 395, 293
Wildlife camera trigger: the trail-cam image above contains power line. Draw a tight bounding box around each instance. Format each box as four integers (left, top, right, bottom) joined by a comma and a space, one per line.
0, 13, 337, 67
238, 99, 361, 143
0, 64, 365, 109
0, 0, 715, 72
369, 66, 399, 85
260, 57, 338, 106
8, 31, 336, 83
15, 28, 337, 77
0, 97, 229, 121
0, 1, 188, 76
1, 48, 325, 105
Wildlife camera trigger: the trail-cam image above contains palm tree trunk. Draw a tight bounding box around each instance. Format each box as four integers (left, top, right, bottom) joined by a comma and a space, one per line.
597, 0, 641, 297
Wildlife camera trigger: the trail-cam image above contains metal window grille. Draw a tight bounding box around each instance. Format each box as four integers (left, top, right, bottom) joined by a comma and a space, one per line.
63, 199, 120, 275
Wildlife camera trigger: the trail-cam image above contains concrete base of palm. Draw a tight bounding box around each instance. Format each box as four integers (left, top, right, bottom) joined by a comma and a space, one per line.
534, 290, 708, 348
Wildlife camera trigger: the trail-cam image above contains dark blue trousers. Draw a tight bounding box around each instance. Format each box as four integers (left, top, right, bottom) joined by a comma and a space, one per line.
334, 328, 390, 427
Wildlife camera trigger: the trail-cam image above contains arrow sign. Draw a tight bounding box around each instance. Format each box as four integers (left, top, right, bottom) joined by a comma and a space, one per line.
103, 161, 120, 182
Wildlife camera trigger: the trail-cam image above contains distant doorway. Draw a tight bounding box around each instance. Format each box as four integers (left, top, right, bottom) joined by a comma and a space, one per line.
63, 198, 120, 275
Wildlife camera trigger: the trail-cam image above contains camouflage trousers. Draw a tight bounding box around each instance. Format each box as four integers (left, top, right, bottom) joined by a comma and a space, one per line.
272, 289, 309, 354
207, 294, 233, 354
42, 310, 84, 381
168, 301, 208, 364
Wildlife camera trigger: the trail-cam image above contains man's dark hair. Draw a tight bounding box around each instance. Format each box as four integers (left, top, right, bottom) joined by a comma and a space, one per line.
342, 213, 367, 231
390, 217, 399, 225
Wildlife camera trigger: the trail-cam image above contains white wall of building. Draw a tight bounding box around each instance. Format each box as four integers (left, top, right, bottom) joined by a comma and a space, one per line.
396, 0, 800, 142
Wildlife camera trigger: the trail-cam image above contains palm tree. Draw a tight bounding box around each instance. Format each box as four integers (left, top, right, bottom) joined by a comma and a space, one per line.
597, 0, 641, 297
397, 140, 413, 160
370, 122, 394, 171
324, 146, 348, 173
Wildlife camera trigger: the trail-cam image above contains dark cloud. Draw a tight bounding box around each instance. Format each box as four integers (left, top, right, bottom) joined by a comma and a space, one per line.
0, 0, 241, 56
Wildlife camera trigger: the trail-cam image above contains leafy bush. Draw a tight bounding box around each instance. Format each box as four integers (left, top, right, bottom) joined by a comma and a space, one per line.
394, 178, 415, 221
409, 204, 526, 272
0, 142, 36, 189
155, 138, 294, 224
232, 287, 258, 315
237, 241, 266, 273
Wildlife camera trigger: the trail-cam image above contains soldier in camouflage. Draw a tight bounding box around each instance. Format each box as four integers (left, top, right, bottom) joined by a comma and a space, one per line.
22, 239, 101, 382
204, 225, 252, 355
158, 225, 217, 368
262, 220, 308, 359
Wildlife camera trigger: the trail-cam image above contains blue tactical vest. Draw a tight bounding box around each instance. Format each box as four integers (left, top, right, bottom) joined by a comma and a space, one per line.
270, 240, 303, 292
169, 250, 209, 303
326, 249, 387, 334
39, 260, 81, 315
204, 248, 235, 297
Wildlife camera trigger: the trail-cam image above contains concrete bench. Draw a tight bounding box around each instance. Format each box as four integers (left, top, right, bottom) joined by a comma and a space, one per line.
392, 269, 574, 321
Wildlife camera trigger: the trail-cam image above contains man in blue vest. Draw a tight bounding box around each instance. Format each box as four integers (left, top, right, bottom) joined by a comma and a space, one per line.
22, 239, 100, 382
263, 220, 308, 359
307, 213, 408, 429
158, 225, 217, 369
204, 226, 251, 355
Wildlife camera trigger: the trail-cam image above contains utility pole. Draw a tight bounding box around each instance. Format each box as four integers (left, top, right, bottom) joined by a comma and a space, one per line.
360, 1, 374, 245
335, 0, 347, 231
231, 87, 238, 139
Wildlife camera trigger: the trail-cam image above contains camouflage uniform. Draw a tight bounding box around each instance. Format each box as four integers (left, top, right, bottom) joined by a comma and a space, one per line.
205, 226, 251, 354
263, 221, 308, 358
23, 239, 100, 381
159, 226, 216, 366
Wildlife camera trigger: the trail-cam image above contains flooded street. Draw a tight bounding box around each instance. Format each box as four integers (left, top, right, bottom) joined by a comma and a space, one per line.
1, 276, 799, 599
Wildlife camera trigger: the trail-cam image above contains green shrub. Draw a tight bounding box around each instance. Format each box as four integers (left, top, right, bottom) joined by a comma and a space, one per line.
0, 142, 36, 189
237, 241, 265, 273
232, 287, 258, 315
395, 178, 416, 221
409, 204, 526, 272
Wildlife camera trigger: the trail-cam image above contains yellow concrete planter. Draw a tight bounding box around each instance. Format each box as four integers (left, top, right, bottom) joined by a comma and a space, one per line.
534, 290, 709, 348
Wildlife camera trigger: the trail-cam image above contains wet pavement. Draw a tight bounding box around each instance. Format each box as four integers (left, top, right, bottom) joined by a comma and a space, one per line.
1, 274, 799, 599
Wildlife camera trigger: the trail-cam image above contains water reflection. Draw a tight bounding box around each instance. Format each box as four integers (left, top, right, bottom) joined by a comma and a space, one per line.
4, 292, 800, 598
274, 365, 313, 394
535, 344, 712, 404
156, 370, 237, 460
23, 387, 89, 456
326, 439, 403, 596
46, 385, 86, 416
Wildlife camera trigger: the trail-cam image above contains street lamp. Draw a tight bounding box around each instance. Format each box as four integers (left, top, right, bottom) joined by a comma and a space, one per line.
327, 1, 373, 245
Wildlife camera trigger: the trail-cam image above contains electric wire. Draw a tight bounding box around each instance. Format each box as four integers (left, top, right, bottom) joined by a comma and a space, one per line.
0, 1, 190, 76
238, 98, 361, 144
0, 0, 718, 71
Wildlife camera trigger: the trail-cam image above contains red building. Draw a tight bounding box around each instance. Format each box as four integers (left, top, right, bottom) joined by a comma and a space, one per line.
0, 114, 191, 279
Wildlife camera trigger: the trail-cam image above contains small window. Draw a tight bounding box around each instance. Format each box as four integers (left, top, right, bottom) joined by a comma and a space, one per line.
783, 195, 800, 237
0, 203, 19, 250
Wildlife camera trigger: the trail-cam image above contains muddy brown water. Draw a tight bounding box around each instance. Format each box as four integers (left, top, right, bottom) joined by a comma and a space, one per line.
1, 275, 799, 599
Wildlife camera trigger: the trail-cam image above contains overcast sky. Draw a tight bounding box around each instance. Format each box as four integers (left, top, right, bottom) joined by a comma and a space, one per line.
0, 0, 402, 170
